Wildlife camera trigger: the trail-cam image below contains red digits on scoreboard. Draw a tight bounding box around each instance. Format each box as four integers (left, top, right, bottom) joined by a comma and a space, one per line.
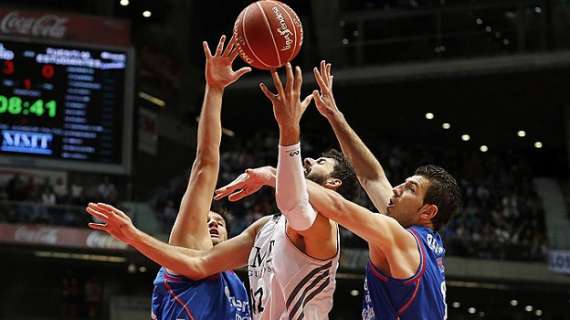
2, 61, 14, 75
41, 64, 55, 79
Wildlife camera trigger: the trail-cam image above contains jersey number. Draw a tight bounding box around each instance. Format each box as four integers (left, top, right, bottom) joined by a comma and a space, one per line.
250, 287, 264, 314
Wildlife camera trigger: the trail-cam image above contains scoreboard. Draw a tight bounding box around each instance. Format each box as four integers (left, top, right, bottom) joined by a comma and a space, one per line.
0, 9, 133, 174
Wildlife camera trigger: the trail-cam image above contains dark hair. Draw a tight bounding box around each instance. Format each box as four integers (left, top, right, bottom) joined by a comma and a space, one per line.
321, 149, 359, 201
415, 165, 462, 231
210, 202, 232, 236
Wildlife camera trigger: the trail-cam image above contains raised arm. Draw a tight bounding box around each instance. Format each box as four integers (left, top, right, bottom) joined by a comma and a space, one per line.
86, 202, 268, 280
312, 61, 392, 213
259, 63, 316, 231
305, 181, 420, 279
169, 35, 251, 250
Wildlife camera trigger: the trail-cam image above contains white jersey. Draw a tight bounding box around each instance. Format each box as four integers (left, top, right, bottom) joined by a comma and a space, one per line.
248, 214, 339, 320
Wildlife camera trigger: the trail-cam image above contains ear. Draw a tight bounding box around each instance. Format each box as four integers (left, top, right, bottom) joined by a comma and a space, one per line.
324, 177, 342, 190
419, 203, 438, 222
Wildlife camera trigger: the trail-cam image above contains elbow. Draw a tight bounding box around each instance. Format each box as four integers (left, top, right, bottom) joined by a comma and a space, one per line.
192, 153, 219, 170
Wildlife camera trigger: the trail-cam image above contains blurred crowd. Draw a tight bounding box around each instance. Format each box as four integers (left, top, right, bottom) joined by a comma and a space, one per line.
0, 174, 118, 227
153, 133, 548, 262
0, 132, 549, 262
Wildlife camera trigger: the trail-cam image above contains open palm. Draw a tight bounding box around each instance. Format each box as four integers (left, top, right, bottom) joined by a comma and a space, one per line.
204, 35, 251, 89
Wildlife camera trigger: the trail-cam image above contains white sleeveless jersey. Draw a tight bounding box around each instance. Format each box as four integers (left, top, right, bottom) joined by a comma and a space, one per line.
248, 214, 339, 320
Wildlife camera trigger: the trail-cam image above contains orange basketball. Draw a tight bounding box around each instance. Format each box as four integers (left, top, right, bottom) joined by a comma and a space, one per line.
233, 0, 303, 70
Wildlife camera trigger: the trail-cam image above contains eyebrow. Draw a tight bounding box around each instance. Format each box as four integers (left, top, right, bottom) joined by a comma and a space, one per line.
406, 180, 420, 187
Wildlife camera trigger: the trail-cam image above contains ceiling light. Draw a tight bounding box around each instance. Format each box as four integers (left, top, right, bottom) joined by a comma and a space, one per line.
480, 145, 488, 152
485, 26, 492, 32
517, 130, 526, 137
350, 290, 359, 297
535, 310, 543, 316
534, 141, 543, 149
503, 39, 510, 45
510, 299, 518, 306
452, 301, 461, 308
442, 123, 451, 129
425, 112, 434, 120
468, 307, 476, 314
142, 10, 152, 18
535, 6, 542, 14
461, 134, 470, 141
120, 0, 129, 6
525, 305, 533, 312
476, 18, 483, 25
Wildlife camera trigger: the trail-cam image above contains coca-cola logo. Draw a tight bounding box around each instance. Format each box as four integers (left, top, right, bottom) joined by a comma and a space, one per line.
0, 11, 68, 39
14, 226, 58, 245
86, 232, 128, 250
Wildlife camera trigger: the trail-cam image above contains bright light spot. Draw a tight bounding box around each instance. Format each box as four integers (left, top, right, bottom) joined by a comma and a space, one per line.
534, 141, 543, 149
461, 134, 471, 142
442, 123, 451, 129
128, 263, 136, 273
139, 266, 147, 273
468, 307, 476, 314
480, 145, 488, 152
517, 130, 526, 137
510, 300, 518, 306
350, 290, 359, 297
535, 6, 542, 14
142, 10, 152, 18
342, 38, 349, 45
120, 0, 129, 6
425, 112, 434, 120
525, 305, 533, 312
535, 310, 543, 316
476, 18, 483, 25
503, 39, 510, 45
452, 301, 461, 308
485, 26, 492, 32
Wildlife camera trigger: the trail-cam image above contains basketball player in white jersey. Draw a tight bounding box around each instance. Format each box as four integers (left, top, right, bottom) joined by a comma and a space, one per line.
84, 63, 359, 319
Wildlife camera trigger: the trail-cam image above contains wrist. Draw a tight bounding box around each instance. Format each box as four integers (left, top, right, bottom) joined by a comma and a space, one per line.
327, 111, 345, 124
206, 84, 225, 94
279, 126, 300, 146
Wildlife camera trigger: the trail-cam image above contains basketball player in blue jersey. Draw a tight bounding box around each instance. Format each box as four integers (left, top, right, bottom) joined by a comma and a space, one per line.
87, 34, 252, 320
306, 61, 462, 319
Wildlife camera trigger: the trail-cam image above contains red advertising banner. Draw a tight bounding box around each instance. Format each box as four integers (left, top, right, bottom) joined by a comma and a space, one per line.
0, 223, 129, 250
0, 8, 130, 47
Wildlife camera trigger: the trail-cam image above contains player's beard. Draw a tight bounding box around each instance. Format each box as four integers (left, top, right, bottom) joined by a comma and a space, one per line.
306, 172, 327, 186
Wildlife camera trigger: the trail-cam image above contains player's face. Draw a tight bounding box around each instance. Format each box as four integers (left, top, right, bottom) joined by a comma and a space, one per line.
386, 175, 431, 227
303, 156, 337, 185
208, 211, 228, 245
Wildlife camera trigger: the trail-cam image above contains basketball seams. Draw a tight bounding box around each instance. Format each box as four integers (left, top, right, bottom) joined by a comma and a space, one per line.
257, 1, 282, 67
273, 1, 297, 63
242, 4, 273, 69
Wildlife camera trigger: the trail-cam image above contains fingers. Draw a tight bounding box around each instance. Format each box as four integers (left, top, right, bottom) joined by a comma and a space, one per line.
271, 70, 286, 98
86, 207, 108, 222
312, 90, 326, 109
215, 34, 226, 56
88, 222, 107, 231
233, 67, 252, 80
228, 189, 254, 202
229, 45, 241, 62
285, 63, 294, 94
301, 94, 313, 111
313, 67, 329, 94
214, 174, 248, 200
293, 66, 303, 94
259, 82, 277, 102
222, 35, 236, 57
203, 41, 213, 59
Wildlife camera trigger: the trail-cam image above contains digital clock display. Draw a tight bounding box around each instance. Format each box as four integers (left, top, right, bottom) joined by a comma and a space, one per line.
0, 38, 133, 173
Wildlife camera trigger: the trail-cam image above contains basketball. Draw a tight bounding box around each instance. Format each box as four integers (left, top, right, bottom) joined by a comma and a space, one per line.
233, 0, 303, 70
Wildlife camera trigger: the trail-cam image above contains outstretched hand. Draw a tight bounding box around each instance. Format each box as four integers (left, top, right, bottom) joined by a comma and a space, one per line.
204, 34, 252, 89
259, 63, 313, 130
214, 166, 276, 202
85, 202, 137, 245
312, 60, 341, 120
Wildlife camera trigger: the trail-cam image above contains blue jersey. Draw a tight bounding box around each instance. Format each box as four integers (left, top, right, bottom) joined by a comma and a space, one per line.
362, 226, 447, 320
152, 267, 251, 320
